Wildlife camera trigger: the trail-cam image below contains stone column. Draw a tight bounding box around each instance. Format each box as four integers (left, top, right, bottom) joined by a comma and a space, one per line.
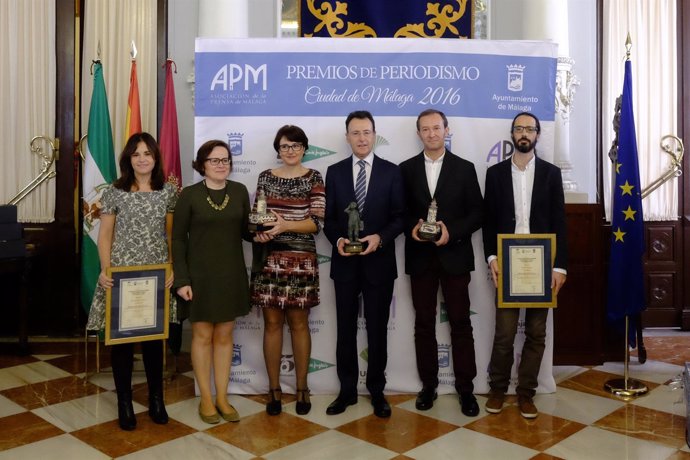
522, 0, 581, 194
189, 0, 251, 101
199, 0, 249, 37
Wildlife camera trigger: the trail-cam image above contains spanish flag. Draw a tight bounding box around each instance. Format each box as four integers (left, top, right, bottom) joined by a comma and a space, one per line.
125, 59, 142, 141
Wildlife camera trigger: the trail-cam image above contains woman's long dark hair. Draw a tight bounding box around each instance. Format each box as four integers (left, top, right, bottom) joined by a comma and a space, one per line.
113, 132, 165, 191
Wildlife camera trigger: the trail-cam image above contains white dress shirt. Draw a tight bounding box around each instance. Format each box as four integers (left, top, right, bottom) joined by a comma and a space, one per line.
423, 151, 445, 197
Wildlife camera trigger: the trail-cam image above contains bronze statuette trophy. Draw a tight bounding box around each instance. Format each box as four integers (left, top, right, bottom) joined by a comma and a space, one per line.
343, 201, 364, 253
418, 199, 441, 241
248, 188, 277, 232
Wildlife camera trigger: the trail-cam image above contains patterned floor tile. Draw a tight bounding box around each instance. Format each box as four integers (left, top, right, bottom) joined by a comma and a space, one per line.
0, 411, 64, 451
71, 416, 195, 457
558, 368, 659, 401
336, 406, 458, 453
204, 409, 328, 456
464, 405, 587, 451
0, 375, 104, 410
593, 404, 687, 449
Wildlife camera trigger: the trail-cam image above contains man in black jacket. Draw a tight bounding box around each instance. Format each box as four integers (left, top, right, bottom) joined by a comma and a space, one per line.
400, 109, 483, 416
482, 112, 568, 419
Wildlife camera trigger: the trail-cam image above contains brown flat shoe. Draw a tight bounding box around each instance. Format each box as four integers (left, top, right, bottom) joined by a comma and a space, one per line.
198, 404, 220, 424
216, 404, 240, 422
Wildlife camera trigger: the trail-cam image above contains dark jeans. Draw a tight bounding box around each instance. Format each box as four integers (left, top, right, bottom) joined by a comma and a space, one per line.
488, 307, 548, 398
410, 261, 476, 394
111, 340, 164, 396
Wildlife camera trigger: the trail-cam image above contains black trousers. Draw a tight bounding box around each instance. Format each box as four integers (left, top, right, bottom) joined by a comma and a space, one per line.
410, 258, 476, 393
334, 275, 394, 398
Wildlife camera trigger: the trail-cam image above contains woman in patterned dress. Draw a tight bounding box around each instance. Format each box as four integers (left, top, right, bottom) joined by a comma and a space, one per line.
86, 132, 177, 431
172, 140, 251, 424
250, 125, 325, 416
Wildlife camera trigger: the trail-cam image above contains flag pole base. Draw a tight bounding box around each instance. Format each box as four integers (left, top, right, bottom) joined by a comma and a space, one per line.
604, 378, 648, 398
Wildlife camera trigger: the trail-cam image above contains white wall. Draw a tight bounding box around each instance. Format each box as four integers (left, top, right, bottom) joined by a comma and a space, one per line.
491, 0, 598, 202
168, 0, 279, 186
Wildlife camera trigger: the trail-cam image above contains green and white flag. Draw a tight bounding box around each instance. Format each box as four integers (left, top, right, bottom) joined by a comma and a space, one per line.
81, 61, 116, 312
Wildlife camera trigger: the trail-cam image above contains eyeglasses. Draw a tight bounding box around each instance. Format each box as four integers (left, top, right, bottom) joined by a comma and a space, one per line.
278, 143, 304, 152
205, 158, 230, 166
512, 126, 538, 134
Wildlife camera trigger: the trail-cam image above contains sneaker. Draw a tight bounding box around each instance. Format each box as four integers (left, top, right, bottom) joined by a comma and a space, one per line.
518, 396, 538, 419
485, 391, 505, 414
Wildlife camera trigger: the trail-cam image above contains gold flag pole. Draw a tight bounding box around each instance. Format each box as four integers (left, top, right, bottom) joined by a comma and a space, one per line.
604, 316, 648, 398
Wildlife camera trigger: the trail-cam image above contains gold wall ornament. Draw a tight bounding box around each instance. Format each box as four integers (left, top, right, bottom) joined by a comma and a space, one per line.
394, 0, 469, 38
303, 0, 377, 37
9, 136, 59, 205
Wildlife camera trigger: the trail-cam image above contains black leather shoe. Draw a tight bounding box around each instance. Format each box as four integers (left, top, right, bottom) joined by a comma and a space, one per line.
371, 395, 391, 418
296, 388, 312, 415
326, 395, 357, 415
117, 391, 137, 431
148, 392, 169, 424
459, 392, 479, 417
266, 388, 282, 416
415, 387, 437, 411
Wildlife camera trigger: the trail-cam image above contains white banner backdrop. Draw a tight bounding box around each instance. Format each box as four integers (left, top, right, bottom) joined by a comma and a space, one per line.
194, 38, 558, 396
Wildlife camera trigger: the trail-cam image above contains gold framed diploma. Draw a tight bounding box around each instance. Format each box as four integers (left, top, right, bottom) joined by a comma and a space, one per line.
105, 263, 170, 345
497, 234, 557, 308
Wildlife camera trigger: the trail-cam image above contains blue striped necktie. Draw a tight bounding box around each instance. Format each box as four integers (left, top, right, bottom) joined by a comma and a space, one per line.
355, 159, 367, 213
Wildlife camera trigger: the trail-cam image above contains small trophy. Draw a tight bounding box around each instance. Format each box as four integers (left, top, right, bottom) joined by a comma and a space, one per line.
418, 199, 441, 241
248, 188, 277, 232
343, 202, 364, 254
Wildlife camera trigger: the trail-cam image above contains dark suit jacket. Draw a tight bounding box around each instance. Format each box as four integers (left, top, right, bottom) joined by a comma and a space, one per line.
400, 150, 483, 276
482, 156, 568, 270
324, 154, 405, 284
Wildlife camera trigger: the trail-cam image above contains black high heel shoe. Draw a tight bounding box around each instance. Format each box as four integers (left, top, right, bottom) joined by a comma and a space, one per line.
296, 388, 312, 415
266, 388, 282, 415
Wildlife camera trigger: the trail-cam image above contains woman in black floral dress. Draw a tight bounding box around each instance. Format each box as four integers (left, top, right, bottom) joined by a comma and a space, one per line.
250, 125, 325, 416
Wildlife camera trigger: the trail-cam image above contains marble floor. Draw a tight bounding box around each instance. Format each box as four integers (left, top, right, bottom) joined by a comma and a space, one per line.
0, 333, 688, 459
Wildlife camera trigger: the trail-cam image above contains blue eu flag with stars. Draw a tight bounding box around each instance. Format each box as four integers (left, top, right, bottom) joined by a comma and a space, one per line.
607, 59, 646, 347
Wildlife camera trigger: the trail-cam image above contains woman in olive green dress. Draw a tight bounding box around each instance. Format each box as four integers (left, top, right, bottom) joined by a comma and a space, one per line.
172, 140, 251, 424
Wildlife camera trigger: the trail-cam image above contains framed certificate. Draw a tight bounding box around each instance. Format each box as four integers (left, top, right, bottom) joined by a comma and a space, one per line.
105, 263, 170, 345
497, 234, 557, 308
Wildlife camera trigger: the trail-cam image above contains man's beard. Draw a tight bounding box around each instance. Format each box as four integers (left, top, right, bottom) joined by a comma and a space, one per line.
513, 136, 537, 153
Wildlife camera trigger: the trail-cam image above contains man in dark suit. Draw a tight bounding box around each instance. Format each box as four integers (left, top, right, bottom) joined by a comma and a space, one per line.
482, 112, 568, 419
400, 109, 483, 416
324, 110, 404, 418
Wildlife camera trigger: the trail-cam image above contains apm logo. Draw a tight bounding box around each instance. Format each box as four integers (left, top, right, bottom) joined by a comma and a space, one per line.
211, 64, 268, 91
486, 139, 514, 165
228, 132, 243, 156
232, 344, 242, 366
303, 145, 337, 163
308, 357, 335, 373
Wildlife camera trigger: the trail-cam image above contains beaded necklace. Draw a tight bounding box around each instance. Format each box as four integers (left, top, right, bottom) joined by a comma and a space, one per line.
204, 180, 230, 211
